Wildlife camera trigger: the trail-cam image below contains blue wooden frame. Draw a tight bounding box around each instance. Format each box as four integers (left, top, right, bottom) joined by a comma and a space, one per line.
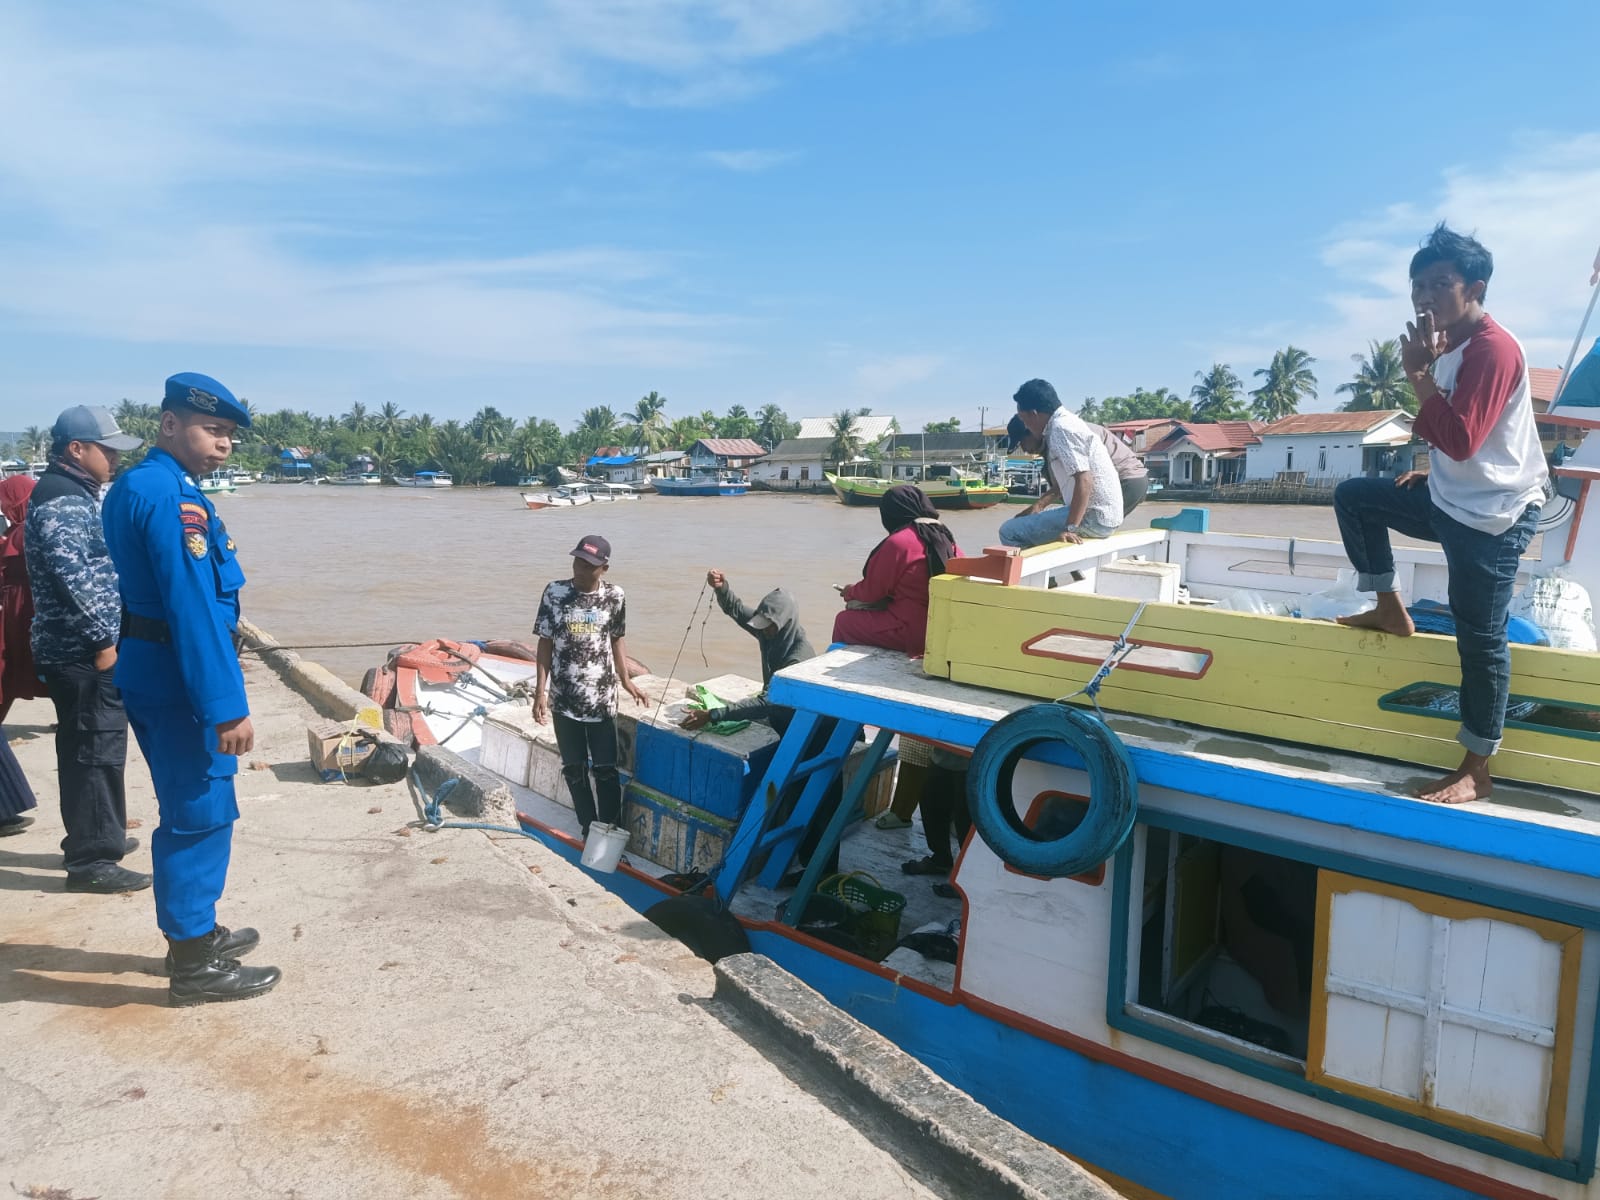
769, 671, 1600, 883
1106, 809, 1600, 1181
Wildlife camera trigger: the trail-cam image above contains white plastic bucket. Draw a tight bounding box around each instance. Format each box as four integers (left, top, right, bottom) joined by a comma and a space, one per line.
580, 822, 630, 873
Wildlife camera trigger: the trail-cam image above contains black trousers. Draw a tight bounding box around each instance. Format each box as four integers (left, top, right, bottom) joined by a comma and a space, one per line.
921, 764, 972, 866
41, 659, 129, 876
552, 713, 621, 834
1121, 474, 1149, 518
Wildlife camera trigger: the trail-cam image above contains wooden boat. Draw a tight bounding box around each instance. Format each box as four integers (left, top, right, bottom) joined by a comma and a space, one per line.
401, 493, 1600, 1199
826, 470, 1008, 510
325, 472, 383, 486
654, 473, 749, 497
521, 483, 596, 510
392, 470, 454, 488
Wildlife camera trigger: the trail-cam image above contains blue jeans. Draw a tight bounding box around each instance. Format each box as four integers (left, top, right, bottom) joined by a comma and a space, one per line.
999, 505, 1116, 548
1333, 477, 1539, 757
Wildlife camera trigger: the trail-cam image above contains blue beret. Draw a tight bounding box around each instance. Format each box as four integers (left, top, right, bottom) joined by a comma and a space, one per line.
164, 372, 251, 429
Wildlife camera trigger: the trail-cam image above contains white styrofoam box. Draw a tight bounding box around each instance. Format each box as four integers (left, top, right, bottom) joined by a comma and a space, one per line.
1096, 558, 1182, 603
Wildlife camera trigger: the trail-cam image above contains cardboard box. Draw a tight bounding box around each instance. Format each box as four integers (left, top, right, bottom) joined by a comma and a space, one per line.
307, 718, 380, 781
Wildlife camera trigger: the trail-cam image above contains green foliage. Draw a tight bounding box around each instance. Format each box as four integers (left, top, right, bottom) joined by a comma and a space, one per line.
923, 418, 961, 433
1250, 346, 1318, 422
1077, 387, 1191, 425
754, 403, 799, 450
826, 409, 863, 466
1338, 339, 1418, 414
1190, 364, 1249, 423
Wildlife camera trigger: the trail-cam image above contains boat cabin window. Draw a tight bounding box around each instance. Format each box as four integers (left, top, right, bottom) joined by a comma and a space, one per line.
1135, 829, 1316, 1062
1124, 827, 1590, 1165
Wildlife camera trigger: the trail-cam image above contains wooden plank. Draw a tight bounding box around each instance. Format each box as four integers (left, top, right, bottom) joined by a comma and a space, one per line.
939, 603, 1600, 707
930, 578, 1600, 685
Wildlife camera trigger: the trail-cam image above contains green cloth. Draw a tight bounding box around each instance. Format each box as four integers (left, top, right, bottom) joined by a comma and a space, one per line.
689, 684, 750, 735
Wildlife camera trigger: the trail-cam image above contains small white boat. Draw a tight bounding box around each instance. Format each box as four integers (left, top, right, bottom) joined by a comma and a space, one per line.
393, 470, 454, 488
521, 483, 595, 510
199, 471, 236, 495
326, 472, 384, 486
591, 482, 642, 502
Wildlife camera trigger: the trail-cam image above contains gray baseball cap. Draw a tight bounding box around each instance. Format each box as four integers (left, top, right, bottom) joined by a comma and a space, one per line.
51, 405, 143, 452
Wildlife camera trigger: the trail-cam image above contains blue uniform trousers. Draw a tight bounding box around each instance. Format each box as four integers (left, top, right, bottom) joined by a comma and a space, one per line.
125, 699, 239, 939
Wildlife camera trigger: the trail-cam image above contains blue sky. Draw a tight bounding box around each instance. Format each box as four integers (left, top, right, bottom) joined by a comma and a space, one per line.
2, 1, 1598, 433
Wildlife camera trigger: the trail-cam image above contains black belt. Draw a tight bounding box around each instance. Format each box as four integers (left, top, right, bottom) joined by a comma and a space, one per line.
120, 610, 172, 644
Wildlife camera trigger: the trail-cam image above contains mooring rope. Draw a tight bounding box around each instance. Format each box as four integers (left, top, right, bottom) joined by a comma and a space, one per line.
648, 580, 713, 730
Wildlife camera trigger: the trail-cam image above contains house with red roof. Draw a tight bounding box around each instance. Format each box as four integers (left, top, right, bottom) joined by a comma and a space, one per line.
1104, 418, 1182, 454
689, 438, 767, 473
1245, 411, 1415, 482
1144, 421, 1266, 486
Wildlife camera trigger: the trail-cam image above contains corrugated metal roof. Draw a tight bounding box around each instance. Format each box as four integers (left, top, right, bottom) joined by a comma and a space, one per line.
1258, 411, 1411, 437
695, 438, 767, 457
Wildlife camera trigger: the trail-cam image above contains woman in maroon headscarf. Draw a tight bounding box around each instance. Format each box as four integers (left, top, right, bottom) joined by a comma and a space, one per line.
0, 474, 41, 833
831, 484, 960, 657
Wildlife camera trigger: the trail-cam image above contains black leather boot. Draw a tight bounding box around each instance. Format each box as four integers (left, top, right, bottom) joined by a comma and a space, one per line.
166, 932, 281, 1007
162, 925, 261, 975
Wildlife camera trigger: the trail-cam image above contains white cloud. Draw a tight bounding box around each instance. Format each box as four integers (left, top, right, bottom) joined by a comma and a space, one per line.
699, 149, 800, 172
1218, 134, 1600, 406
0, 228, 732, 369
853, 353, 944, 393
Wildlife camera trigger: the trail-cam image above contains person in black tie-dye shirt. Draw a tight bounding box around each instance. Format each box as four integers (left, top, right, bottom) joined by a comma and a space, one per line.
533, 534, 647, 837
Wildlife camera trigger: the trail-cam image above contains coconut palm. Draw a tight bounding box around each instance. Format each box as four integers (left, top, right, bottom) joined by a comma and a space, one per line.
667, 415, 709, 450
342, 401, 370, 434
470, 405, 513, 449
1338, 340, 1418, 414
826, 409, 864, 467
754, 403, 796, 450
1190, 364, 1248, 423
570, 406, 619, 459
21, 425, 46, 461
1250, 346, 1318, 422
378, 402, 407, 439
625, 392, 668, 451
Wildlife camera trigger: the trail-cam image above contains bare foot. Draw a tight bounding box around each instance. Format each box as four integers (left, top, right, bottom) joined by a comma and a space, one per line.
1337, 592, 1414, 637
1415, 760, 1493, 805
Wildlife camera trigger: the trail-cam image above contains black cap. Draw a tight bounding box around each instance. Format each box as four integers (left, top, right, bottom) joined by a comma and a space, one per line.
570, 535, 611, 566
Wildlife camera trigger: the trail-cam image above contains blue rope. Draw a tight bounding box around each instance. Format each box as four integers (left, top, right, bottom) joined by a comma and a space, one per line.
407, 768, 538, 839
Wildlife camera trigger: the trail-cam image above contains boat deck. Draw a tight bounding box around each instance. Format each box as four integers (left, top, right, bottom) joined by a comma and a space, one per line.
769, 647, 1600, 881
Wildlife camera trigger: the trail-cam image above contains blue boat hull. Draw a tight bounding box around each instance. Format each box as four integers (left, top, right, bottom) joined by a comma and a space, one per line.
511, 812, 1490, 1200
653, 479, 748, 496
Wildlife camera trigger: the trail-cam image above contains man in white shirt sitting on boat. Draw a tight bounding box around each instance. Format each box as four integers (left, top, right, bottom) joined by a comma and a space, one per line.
1000, 378, 1124, 548
1334, 224, 1547, 806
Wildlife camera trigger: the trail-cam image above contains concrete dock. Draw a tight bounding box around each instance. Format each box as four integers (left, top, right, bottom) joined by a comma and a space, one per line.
0, 652, 1118, 1200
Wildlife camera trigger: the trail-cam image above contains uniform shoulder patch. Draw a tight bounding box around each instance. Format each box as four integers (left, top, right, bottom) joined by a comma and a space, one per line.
185, 529, 208, 559
179, 502, 209, 529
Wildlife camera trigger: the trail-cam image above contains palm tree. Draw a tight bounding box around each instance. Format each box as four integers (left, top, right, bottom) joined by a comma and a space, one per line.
571, 406, 619, 459
667, 415, 708, 450
754, 403, 795, 450
625, 393, 668, 452
21, 425, 45, 461
378, 402, 407, 439
342, 401, 370, 434
826, 409, 864, 467
720, 404, 757, 440
1190, 364, 1248, 423
1250, 346, 1318, 422
1337, 340, 1418, 414
470, 405, 513, 449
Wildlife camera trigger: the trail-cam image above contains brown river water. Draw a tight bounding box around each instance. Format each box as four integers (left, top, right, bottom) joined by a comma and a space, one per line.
217, 487, 1368, 688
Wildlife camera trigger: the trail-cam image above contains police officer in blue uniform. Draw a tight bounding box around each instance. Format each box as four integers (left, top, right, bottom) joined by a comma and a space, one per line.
102, 372, 281, 1006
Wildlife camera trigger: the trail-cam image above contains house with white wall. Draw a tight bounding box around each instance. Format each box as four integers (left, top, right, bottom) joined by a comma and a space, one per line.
749, 437, 836, 489
1145, 421, 1265, 486
1244, 411, 1415, 482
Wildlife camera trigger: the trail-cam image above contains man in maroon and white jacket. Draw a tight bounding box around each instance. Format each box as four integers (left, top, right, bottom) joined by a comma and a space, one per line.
1334, 224, 1547, 805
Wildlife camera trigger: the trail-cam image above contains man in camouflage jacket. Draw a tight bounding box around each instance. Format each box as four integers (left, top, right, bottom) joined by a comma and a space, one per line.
25, 405, 149, 893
